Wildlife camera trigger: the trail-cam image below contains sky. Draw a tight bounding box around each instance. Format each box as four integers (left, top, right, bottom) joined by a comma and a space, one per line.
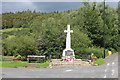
1, 1, 119, 13
2, 0, 120, 2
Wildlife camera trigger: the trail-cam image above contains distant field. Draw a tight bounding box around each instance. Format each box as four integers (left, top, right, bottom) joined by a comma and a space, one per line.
0, 28, 29, 33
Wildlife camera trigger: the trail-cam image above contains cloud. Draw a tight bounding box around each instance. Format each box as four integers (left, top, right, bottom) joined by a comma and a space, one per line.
2, 0, 120, 2
2, 2, 118, 13
31, 2, 83, 12
2, 2, 38, 13
2, 2, 83, 13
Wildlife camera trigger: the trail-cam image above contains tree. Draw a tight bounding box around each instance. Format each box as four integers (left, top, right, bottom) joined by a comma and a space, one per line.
3, 35, 36, 59
2, 2, 119, 59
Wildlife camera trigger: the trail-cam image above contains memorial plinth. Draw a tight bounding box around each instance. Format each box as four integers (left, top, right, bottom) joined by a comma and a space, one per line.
50, 59, 91, 68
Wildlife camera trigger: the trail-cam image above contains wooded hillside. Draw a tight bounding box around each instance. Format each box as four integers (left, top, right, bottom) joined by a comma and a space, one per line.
2, 2, 119, 59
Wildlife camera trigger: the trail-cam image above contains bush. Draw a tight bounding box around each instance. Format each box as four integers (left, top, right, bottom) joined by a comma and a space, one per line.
13, 54, 21, 59
2, 35, 36, 59
93, 58, 106, 65
76, 47, 104, 59
0, 55, 2, 61
2, 56, 13, 61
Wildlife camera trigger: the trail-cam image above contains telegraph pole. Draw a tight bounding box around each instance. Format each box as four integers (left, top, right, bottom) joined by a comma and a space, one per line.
103, 0, 106, 58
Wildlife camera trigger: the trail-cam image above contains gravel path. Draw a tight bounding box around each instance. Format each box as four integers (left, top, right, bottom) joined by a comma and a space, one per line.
1, 53, 119, 78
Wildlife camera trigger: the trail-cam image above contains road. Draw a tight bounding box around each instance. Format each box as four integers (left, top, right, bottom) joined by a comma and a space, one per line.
1, 53, 118, 78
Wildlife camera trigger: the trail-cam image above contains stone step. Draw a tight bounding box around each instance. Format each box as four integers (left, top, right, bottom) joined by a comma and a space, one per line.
50, 60, 91, 68
51, 59, 82, 62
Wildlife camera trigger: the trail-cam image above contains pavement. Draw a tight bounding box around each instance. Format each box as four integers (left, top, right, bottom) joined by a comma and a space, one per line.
0, 53, 119, 78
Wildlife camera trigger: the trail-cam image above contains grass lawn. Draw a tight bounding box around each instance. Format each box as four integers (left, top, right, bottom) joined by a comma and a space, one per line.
0, 61, 50, 68
93, 58, 106, 65
35, 61, 50, 68
0, 61, 28, 68
0, 55, 50, 68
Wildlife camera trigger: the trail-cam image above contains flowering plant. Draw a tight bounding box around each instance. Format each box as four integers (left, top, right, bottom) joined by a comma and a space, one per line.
91, 55, 97, 58
63, 57, 75, 62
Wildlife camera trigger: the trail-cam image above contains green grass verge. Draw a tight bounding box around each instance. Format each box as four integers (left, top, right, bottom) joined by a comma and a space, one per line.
93, 58, 106, 65
35, 61, 50, 68
0, 61, 28, 68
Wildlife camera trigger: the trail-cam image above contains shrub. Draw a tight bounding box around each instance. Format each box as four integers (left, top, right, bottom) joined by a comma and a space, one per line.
13, 54, 22, 59
93, 58, 106, 65
2, 56, 13, 61
3, 35, 36, 59
76, 47, 104, 59
0, 55, 2, 61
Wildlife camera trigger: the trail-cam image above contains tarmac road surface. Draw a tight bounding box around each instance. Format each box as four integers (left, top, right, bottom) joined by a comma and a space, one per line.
1, 53, 119, 78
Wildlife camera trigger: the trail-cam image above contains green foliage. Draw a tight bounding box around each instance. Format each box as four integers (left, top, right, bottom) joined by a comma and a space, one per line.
2, 2, 119, 59
2, 35, 36, 58
93, 58, 106, 65
0, 55, 2, 61
35, 61, 49, 68
13, 54, 22, 59
72, 26, 92, 48
2, 56, 13, 61
0, 61, 28, 68
75, 47, 104, 59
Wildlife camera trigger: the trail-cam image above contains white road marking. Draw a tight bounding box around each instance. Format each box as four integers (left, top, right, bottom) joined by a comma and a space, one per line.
112, 62, 115, 65
111, 69, 115, 76
104, 69, 107, 72
107, 63, 110, 66
112, 72, 115, 74
65, 69, 73, 72
103, 75, 107, 78
112, 69, 115, 72
112, 73, 114, 76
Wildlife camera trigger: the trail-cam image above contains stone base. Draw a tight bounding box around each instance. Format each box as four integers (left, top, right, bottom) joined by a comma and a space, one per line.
62, 48, 75, 57
62, 56, 75, 59
50, 59, 91, 68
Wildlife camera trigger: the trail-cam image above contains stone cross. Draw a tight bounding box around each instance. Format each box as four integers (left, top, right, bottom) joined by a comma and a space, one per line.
62, 24, 75, 59
64, 24, 73, 49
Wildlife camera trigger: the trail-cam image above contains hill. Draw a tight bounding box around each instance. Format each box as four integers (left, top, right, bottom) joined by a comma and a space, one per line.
1, 2, 119, 59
